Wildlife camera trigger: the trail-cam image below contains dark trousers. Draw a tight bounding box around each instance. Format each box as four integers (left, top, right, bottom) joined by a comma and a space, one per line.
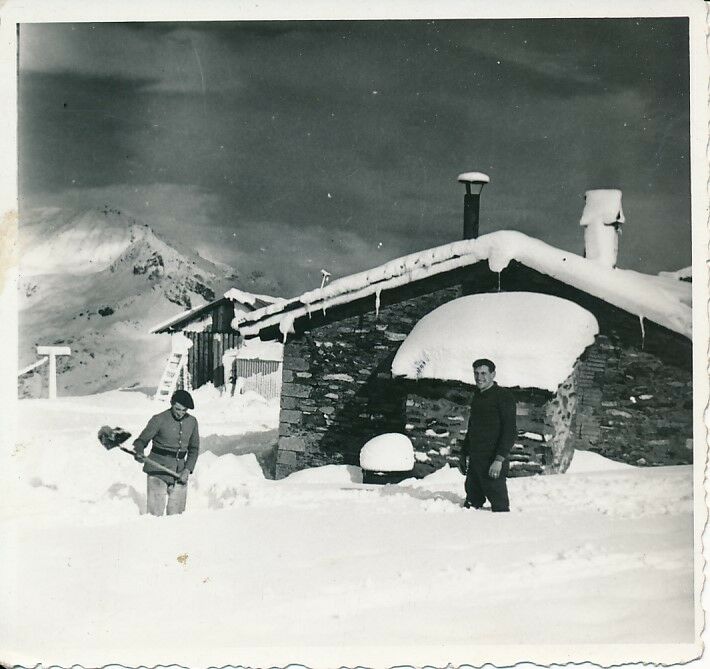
464, 458, 510, 512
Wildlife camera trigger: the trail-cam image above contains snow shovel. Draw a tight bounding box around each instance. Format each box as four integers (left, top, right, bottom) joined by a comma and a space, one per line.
97, 425, 180, 478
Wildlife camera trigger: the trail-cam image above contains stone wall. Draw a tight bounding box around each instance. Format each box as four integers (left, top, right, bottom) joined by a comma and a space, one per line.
274, 279, 693, 478
401, 381, 557, 477
275, 285, 462, 478
570, 334, 693, 466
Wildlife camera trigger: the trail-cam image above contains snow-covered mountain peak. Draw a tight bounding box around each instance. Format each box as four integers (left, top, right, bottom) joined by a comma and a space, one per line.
17, 204, 243, 396
20, 205, 143, 276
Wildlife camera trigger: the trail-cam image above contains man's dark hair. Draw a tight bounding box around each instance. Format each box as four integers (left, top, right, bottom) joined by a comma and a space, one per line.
472, 358, 496, 373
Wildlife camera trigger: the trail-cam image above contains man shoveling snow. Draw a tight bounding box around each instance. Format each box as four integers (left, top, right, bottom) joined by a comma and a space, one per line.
131, 389, 201, 516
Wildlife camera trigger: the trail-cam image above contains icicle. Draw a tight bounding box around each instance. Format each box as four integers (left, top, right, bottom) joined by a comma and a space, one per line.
306, 303, 312, 319
280, 313, 295, 344
639, 315, 646, 349
375, 289, 381, 317
497, 271, 502, 292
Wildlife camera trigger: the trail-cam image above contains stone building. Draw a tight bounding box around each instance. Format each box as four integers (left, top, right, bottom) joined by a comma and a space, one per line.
233, 230, 692, 479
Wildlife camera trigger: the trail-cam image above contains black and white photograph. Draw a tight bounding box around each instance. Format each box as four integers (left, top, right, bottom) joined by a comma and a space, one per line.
0, 1, 708, 667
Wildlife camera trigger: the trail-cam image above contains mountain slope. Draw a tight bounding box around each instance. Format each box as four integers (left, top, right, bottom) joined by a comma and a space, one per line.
18, 206, 264, 397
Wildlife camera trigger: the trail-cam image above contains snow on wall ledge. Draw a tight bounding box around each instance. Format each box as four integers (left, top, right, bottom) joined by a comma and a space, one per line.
391, 293, 599, 392
235, 231, 692, 340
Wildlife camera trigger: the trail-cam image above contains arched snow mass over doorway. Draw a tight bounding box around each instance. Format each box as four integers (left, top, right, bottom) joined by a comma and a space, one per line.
391, 292, 599, 392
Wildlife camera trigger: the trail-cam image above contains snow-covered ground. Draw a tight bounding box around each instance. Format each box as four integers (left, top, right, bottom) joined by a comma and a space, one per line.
0, 388, 699, 668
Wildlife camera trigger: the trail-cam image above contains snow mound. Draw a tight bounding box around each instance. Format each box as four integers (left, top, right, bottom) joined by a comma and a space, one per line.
399, 463, 463, 489
391, 292, 599, 391
283, 464, 363, 484
566, 449, 635, 473
189, 452, 267, 510
360, 433, 415, 472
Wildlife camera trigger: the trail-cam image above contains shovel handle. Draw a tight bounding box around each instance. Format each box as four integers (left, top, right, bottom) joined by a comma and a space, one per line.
120, 447, 181, 478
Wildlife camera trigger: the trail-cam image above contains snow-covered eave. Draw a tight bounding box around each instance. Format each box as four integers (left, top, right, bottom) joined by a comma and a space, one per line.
151, 288, 287, 334
234, 230, 692, 340
150, 299, 222, 334
658, 266, 692, 281
223, 288, 286, 307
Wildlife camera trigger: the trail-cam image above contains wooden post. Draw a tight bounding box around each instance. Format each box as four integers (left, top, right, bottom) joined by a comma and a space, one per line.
36, 346, 71, 399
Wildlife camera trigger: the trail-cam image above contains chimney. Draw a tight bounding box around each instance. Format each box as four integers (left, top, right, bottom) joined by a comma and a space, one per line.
457, 172, 490, 239
579, 189, 625, 268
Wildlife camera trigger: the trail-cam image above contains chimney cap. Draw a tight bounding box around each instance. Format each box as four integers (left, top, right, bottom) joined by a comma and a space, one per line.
579, 189, 625, 227
457, 171, 490, 185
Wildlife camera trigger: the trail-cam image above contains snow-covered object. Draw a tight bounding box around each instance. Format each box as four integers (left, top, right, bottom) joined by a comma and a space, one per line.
457, 171, 490, 184
359, 433, 415, 472
579, 189, 626, 228
391, 293, 598, 391
234, 230, 691, 340
579, 189, 625, 268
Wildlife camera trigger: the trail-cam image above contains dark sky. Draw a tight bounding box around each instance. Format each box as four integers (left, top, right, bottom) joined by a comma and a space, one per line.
19, 19, 691, 295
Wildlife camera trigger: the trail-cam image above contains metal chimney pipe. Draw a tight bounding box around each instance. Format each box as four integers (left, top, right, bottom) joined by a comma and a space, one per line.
457, 172, 490, 239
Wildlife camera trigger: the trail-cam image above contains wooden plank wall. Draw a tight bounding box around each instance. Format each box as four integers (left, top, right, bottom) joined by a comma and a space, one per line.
185, 332, 242, 389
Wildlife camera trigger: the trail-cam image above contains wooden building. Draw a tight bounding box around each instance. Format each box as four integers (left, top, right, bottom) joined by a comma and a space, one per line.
152, 289, 283, 395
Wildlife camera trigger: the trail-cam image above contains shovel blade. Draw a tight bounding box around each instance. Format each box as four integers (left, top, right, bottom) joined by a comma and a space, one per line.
98, 425, 132, 450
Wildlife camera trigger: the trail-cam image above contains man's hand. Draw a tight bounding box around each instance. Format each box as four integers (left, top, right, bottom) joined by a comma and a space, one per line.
178, 469, 190, 484
132, 450, 145, 463
488, 459, 503, 479
457, 456, 468, 476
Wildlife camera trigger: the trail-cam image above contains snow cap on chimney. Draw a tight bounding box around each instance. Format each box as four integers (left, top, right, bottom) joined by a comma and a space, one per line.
579, 189, 625, 268
457, 172, 490, 185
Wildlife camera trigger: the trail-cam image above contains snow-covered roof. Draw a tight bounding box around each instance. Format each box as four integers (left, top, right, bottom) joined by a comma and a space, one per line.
151, 288, 283, 334
391, 293, 599, 392
658, 266, 692, 282
234, 231, 692, 341
223, 288, 286, 307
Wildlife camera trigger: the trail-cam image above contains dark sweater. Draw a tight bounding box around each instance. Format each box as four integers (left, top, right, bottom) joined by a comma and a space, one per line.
133, 409, 200, 482
463, 383, 516, 462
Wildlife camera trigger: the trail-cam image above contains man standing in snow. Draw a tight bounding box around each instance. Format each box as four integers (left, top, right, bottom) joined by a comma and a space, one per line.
132, 389, 200, 516
459, 359, 516, 512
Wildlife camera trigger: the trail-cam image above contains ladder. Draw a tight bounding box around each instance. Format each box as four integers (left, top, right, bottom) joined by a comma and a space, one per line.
154, 351, 188, 402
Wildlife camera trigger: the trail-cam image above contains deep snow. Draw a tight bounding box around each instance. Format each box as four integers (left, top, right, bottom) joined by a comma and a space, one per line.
0, 388, 699, 668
